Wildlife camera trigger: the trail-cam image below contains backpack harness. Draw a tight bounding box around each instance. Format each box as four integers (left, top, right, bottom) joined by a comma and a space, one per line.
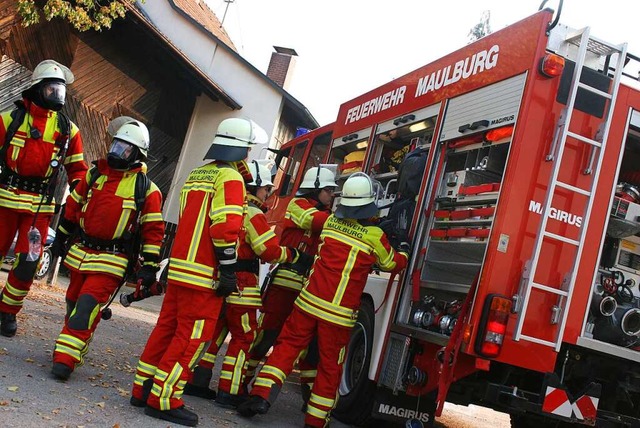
78, 164, 150, 256
0, 101, 71, 200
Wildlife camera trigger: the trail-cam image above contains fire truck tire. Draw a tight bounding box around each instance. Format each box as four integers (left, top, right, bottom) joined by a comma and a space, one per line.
333, 298, 376, 426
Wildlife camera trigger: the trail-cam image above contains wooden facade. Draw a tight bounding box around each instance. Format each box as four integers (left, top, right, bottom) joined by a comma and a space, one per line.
0, 1, 204, 198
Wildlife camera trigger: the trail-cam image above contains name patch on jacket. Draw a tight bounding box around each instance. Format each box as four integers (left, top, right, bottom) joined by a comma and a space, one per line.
188, 167, 220, 182
327, 217, 369, 239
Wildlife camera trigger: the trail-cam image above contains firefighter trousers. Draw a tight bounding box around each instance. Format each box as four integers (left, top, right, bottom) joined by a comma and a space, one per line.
131, 283, 222, 411
0, 206, 51, 315
250, 307, 350, 428
53, 272, 121, 370
246, 285, 318, 390
196, 304, 258, 395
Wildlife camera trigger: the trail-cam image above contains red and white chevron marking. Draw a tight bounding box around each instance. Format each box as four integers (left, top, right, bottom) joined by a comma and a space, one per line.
542, 386, 599, 421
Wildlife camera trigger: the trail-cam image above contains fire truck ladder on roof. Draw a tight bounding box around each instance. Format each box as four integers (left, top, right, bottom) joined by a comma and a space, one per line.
514, 28, 628, 351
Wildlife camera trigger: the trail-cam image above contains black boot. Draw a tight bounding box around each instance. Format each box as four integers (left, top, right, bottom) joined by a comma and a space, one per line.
237, 395, 270, 417
184, 366, 216, 399
130, 378, 153, 407
0, 312, 17, 337
300, 383, 311, 413
51, 362, 73, 381
215, 390, 248, 409
144, 405, 198, 427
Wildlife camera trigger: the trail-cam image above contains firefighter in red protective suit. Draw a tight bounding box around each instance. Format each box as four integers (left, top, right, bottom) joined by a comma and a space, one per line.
49, 118, 164, 380
0, 59, 88, 337
243, 166, 337, 401
238, 172, 409, 428
130, 117, 266, 428
183, 160, 305, 408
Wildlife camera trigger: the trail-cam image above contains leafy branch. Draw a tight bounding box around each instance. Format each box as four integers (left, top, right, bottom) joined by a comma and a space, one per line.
16, 0, 140, 32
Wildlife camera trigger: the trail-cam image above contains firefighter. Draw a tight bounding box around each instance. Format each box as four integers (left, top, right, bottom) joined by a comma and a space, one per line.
183, 160, 305, 408
50, 118, 164, 380
238, 172, 409, 428
243, 165, 337, 402
0, 59, 88, 337
130, 117, 265, 427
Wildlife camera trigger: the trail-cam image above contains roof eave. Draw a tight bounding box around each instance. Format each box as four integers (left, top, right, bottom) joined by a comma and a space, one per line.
128, 4, 242, 110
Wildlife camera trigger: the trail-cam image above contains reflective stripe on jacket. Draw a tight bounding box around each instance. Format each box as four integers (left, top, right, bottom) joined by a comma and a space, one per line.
271, 196, 330, 292
295, 215, 407, 328
167, 161, 246, 291
229, 195, 293, 307
0, 100, 87, 214
62, 159, 164, 277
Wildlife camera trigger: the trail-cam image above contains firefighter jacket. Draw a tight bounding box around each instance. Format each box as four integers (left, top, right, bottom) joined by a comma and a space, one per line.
166, 161, 248, 291
0, 99, 87, 215
270, 196, 331, 291
230, 194, 295, 308
62, 160, 164, 278
295, 215, 408, 328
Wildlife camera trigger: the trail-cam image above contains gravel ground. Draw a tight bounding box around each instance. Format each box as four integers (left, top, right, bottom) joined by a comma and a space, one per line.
0, 274, 511, 428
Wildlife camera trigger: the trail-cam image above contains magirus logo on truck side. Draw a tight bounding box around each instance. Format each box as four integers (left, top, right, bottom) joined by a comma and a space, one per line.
529, 200, 583, 227
377, 403, 430, 423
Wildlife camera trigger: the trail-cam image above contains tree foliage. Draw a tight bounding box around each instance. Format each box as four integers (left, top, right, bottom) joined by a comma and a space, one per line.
468, 10, 492, 43
16, 0, 138, 32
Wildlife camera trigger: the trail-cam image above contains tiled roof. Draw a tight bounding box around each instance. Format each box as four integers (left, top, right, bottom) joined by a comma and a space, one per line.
170, 0, 236, 51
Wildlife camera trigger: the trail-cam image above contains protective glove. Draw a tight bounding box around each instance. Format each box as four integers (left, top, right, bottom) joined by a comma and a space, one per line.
289, 248, 314, 275
136, 264, 159, 288
216, 265, 237, 297
50, 232, 70, 259
396, 242, 411, 256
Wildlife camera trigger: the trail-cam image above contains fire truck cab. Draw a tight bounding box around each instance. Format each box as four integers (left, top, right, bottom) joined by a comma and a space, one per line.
269, 6, 640, 427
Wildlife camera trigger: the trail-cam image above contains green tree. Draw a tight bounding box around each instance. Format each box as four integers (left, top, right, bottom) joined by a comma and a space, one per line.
468, 10, 492, 43
16, 0, 138, 32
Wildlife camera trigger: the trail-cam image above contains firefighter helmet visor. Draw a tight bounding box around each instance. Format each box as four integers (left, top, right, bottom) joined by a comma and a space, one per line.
107, 139, 138, 169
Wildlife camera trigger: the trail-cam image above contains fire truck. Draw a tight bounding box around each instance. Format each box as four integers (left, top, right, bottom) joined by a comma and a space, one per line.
267, 4, 640, 427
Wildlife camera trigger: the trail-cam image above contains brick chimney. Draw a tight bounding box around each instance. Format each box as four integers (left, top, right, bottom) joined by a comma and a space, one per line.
266, 46, 298, 91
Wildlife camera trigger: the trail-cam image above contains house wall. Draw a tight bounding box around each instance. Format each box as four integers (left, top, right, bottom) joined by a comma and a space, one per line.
0, 5, 198, 202
138, 0, 285, 151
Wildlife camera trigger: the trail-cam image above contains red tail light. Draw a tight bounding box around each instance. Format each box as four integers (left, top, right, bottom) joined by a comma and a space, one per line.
474, 295, 511, 358
539, 53, 565, 78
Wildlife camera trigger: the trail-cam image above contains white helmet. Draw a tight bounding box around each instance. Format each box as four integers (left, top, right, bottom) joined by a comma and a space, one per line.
30, 60, 74, 86
113, 119, 150, 158
204, 117, 268, 162
335, 172, 379, 219
248, 160, 274, 187
297, 165, 338, 195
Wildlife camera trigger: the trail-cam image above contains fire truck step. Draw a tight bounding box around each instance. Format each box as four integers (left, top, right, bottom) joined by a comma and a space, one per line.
556, 180, 591, 196
566, 131, 602, 147
542, 231, 580, 246
531, 282, 569, 297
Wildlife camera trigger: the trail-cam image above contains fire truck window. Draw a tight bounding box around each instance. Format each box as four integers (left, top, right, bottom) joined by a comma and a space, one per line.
279, 141, 308, 197
272, 147, 291, 192
305, 131, 332, 171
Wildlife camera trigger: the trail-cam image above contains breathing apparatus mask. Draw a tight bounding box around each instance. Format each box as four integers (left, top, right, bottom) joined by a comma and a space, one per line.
107, 138, 139, 170
27, 79, 67, 111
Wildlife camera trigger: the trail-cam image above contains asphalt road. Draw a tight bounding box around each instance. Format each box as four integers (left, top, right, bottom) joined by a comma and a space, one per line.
0, 271, 511, 428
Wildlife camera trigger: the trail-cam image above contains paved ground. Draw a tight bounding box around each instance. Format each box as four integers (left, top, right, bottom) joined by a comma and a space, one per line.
0, 269, 511, 427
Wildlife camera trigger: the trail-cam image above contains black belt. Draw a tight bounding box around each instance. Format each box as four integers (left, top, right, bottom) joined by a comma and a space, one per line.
80, 231, 128, 254
0, 170, 49, 195
235, 259, 259, 274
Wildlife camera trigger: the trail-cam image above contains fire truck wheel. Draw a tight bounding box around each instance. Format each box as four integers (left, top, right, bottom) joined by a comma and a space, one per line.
333, 298, 376, 426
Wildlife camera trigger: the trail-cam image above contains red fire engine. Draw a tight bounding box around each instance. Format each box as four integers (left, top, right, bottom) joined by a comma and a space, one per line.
267, 4, 640, 427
